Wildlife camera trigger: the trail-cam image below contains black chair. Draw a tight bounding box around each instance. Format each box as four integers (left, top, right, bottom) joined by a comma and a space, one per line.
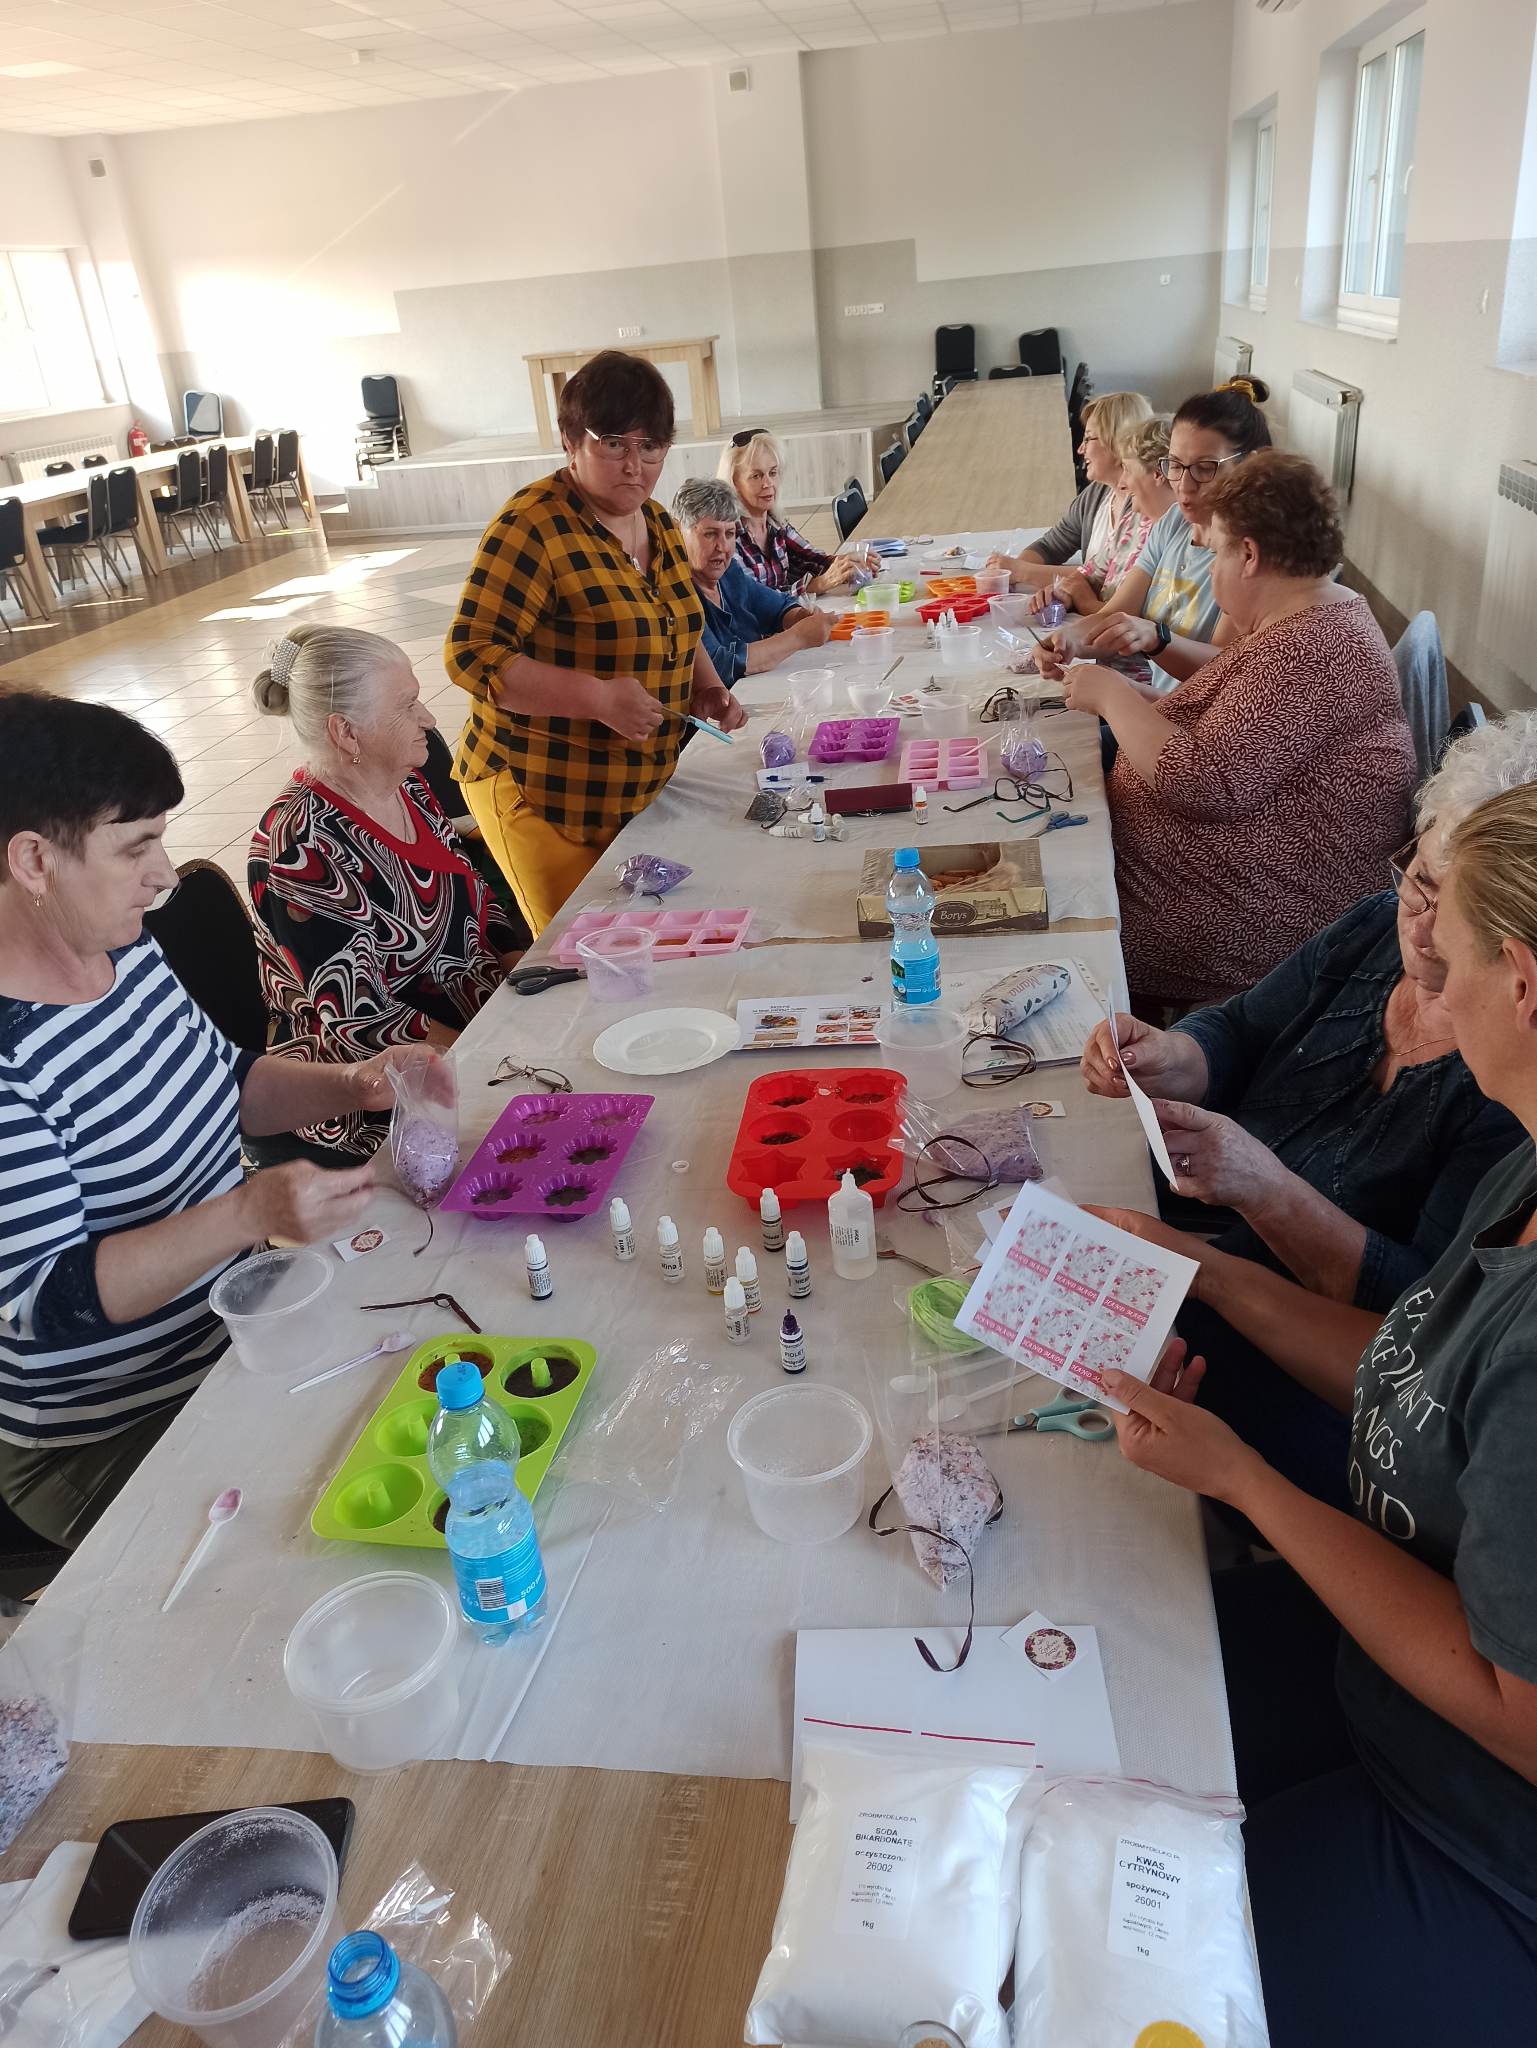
1018, 327, 1063, 376
144, 860, 269, 1053
1067, 360, 1094, 484
914, 392, 933, 423
934, 324, 977, 392
1442, 701, 1488, 756
40, 471, 132, 598
417, 730, 532, 950
274, 430, 306, 524
988, 365, 1031, 380
204, 442, 232, 542
82, 453, 108, 467
833, 477, 867, 541
184, 388, 224, 437
245, 432, 282, 533
904, 409, 926, 449
39, 461, 88, 589
157, 447, 222, 558
0, 497, 48, 631
356, 373, 409, 475
0, 1492, 68, 1602
879, 440, 905, 484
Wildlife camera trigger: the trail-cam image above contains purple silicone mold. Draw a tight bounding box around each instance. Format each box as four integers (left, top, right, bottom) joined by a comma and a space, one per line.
442, 1092, 653, 1221
809, 717, 900, 764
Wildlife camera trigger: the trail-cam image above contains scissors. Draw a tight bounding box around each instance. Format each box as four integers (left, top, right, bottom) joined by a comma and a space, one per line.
974, 1395, 1113, 1442
505, 962, 583, 997
1002, 808, 1089, 834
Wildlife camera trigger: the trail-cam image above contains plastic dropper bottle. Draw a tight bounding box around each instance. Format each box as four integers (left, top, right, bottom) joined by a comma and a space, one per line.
609, 1197, 635, 1261
828, 1171, 877, 1280
785, 1229, 812, 1299
723, 1277, 751, 1344
702, 1227, 728, 1296
759, 1187, 786, 1253
524, 1233, 552, 1300
735, 1246, 762, 1315
658, 1215, 684, 1284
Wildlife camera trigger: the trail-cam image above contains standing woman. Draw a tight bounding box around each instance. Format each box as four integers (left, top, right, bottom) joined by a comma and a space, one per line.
720, 430, 874, 595
446, 351, 745, 936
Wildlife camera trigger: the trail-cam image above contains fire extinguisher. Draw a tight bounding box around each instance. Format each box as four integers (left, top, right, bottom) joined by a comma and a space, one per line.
127, 423, 149, 457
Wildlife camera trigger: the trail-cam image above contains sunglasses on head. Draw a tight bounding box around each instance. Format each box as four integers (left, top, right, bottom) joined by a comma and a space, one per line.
730, 426, 770, 446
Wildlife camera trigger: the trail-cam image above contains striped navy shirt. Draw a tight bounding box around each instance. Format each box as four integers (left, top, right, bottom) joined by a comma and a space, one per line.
0, 938, 247, 1448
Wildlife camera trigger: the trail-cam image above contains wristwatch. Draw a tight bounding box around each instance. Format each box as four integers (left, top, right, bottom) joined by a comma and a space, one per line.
1153, 621, 1173, 652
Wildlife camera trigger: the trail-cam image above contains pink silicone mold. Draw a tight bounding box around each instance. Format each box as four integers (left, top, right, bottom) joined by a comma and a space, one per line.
442, 1092, 653, 1220
552, 906, 754, 966
898, 738, 987, 790
809, 718, 900, 764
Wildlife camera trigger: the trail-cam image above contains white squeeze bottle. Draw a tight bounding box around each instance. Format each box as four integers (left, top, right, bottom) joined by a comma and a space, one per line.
827, 1170, 877, 1280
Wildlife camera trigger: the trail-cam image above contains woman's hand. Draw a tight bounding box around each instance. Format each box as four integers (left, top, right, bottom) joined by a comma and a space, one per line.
1082, 612, 1158, 658
588, 674, 666, 745
348, 1046, 446, 1115
1061, 663, 1125, 717
1102, 1352, 1264, 1506
984, 550, 1020, 576
1030, 633, 1066, 681
1083, 1206, 1212, 1294
1080, 1013, 1208, 1103
1034, 570, 1096, 616
1154, 1098, 1289, 1216
813, 555, 861, 594
690, 678, 749, 732
788, 609, 833, 651
239, 1160, 375, 1247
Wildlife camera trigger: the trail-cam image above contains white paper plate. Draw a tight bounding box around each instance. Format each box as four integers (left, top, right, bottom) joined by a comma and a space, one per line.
591, 1007, 741, 1076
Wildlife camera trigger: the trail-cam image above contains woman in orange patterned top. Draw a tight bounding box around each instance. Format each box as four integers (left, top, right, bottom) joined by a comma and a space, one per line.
1063, 451, 1416, 1008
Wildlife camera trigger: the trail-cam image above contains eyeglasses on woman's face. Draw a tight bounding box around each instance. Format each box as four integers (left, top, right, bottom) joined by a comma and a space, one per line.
1156, 452, 1243, 486
1389, 837, 1441, 916
585, 429, 669, 464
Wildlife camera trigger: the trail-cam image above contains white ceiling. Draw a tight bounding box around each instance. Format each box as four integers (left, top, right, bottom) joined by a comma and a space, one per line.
0, 0, 1190, 135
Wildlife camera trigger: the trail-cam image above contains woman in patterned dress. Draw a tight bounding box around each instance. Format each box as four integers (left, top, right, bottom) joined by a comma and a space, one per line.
249, 627, 522, 1157
1063, 451, 1417, 1010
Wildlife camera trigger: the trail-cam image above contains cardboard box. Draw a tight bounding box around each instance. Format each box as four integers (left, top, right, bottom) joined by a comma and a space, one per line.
856, 840, 1048, 938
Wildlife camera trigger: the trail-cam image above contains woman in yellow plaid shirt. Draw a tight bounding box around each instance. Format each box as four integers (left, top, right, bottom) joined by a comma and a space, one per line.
446, 351, 746, 934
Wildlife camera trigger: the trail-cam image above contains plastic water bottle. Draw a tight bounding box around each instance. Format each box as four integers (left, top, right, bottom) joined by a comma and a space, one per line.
315, 1931, 457, 2047
887, 847, 940, 1006
427, 1359, 546, 1644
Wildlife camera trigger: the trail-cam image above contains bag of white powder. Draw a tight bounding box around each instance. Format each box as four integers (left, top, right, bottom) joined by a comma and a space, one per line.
1014, 1777, 1270, 2047
744, 1734, 1042, 2048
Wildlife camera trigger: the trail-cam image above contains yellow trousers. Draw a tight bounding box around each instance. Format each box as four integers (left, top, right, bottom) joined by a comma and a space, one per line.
459, 772, 607, 937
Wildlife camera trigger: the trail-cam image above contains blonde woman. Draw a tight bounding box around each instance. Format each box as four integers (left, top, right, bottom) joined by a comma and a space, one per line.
1034, 415, 1174, 617
986, 389, 1153, 591
720, 429, 873, 594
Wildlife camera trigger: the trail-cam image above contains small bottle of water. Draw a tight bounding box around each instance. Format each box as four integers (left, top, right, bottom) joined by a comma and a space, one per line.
314, 1931, 457, 2047
887, 848, 940, 1006
427, 1360, 546, 1644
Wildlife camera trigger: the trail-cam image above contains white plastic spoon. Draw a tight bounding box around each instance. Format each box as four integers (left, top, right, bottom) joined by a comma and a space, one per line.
161, 1487, 242, 1614
288, 1329, 414, 1395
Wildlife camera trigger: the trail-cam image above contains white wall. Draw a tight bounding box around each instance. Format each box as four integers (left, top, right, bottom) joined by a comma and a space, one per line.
1221, 0, 1537, 704
0, 132, 81, 247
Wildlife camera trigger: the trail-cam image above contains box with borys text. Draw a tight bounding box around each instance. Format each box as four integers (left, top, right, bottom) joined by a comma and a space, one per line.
855, 839, 1047, 937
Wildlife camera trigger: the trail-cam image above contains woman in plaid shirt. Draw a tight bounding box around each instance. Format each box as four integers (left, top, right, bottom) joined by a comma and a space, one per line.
445, 352, 746, 934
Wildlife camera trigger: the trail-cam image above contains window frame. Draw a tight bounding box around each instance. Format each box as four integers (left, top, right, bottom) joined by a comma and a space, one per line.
0, 248, 106, 423
1249, 112, 1276, 311
1337, 12, 1427, 338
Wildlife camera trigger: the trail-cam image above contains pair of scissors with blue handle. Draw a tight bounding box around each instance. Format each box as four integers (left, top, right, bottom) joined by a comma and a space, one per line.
505, 963, 583, 997
974, 1394, 1113, 1442
1029, 810, 1089, 837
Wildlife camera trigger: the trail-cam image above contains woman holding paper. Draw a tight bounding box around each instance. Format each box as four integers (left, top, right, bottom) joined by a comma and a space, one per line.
1094, 780, 1537, 2047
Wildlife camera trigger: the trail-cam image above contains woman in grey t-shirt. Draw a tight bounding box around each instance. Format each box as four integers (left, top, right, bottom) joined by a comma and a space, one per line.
1088, 780, 1537, 2043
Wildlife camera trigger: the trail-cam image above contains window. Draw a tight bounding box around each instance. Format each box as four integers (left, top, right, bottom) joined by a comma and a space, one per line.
1250, 114, 1276, 309
1339, 14, 1425, 336
0, 250, 105, 418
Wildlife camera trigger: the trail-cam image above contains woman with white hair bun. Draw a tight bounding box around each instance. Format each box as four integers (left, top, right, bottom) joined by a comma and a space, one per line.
1080, 709, 1537, 1504
249, 626, 522, 1158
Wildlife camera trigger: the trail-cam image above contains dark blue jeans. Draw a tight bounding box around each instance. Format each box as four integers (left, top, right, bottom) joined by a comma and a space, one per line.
1216, 1562, 1537, 2046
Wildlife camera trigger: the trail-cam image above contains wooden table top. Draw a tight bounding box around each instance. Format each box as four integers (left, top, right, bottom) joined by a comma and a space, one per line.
855, 378, 1076, 536
3, 437, 260, 509
522, 336, 718, 362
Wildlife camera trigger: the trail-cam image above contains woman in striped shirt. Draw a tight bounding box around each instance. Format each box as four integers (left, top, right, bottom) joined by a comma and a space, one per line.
0, 695, 404, 1549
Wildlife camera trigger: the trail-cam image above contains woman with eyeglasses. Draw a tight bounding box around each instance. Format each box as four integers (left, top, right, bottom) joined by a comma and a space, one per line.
1065, 450, 1415, 1009
1091, 781, 1537, 2046
983, 389, 1153, 595
1024, 415, 1176, 635
1081, 713, 1536, 1507
719, 430, 875, 595
1035, 378, 1273, 690
445, 351, 746, 936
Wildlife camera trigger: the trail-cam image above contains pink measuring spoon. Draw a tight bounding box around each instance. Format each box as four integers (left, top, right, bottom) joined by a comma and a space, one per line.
161, 1487, 242, 1614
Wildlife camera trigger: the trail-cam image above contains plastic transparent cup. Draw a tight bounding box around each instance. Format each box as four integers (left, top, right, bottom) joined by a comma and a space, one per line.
988, 593, 1039, 630
861, 580, 899, 612
576, 925, 657, 1003
727, 1385, 872, 1543
128, 1807, 341, 2048
848, 679, 893, 716
973, 569, 1010, 597
875, 1005, 967, 1099
852, 625, 896, 666
284, 1571, 459, 1773
209, 1249, 333, 1378
937, 625, 983, 671
786, 667, 836, 716
919, 694, 968, 737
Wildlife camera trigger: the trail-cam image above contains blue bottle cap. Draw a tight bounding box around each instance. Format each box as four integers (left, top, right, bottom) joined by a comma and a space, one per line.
894, 847, 919, 868
436, 1358, 484, 1411
326, 1931, 400, 2020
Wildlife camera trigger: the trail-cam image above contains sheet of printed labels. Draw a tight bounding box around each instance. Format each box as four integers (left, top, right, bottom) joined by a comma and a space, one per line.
955, 1183, 1200, 1412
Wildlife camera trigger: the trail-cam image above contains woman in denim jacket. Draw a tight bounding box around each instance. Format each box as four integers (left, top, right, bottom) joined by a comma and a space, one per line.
1082, 712, 1537, 1502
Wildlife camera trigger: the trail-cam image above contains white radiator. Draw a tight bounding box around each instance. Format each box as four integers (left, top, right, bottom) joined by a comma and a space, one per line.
1477, 459, 1537, 694
1213, 336, 1253, 384
1288, 370, 1362, 500
7, 432, 119, 484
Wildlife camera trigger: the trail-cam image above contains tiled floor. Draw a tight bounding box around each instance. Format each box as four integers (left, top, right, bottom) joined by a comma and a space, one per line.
0, 531, 484, 893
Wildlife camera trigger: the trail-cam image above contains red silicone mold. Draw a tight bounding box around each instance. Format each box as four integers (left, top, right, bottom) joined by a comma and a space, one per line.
917, 593, 996, 624
552, 907, 753, 966
725, 1067, 907, 1210
442, 1092, 653, 1221
899, 738, 987, 789
809, 717, 901, 764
